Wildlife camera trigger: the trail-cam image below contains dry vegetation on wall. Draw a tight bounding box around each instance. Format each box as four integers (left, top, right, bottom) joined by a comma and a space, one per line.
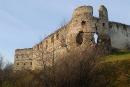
0, 49, 130, 87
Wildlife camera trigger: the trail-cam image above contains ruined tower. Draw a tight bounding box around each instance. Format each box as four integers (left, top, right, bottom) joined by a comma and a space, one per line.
66, 5, 111, 54
99, 5, 109, 34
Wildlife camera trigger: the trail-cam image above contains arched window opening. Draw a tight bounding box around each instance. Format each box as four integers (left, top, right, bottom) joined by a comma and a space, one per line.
93, 32, 99, 44
76, 31, 84, 45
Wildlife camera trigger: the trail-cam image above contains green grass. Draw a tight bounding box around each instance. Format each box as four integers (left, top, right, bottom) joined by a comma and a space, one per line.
101, 51, 130, 62
97, 51, 130, 87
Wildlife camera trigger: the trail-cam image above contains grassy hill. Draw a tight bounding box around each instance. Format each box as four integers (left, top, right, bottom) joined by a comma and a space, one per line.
101, 51, 130, 62
97, 51, 130, 87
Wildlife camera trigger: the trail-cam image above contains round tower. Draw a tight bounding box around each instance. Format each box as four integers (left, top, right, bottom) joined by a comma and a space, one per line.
66, 6, 95, 49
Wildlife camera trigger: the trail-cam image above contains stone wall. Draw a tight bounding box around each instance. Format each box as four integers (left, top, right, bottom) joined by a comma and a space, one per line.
13, 48, 33, 71
109, 22, 130, 49
32, 25, 68, 70
14, 5, 130, 71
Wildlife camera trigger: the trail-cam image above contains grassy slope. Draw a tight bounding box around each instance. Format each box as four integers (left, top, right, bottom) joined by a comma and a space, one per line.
98, 51, 130, 87
101, 51, 130, 62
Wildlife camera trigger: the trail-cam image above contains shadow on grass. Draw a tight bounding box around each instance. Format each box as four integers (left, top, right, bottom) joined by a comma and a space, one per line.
111, 50, 130, 56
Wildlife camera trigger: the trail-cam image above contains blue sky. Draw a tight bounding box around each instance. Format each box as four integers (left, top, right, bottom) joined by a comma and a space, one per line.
0, 0, 130, 63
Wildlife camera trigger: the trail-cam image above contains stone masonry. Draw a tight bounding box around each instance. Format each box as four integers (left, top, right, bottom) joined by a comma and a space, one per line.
13, 5, 130, 71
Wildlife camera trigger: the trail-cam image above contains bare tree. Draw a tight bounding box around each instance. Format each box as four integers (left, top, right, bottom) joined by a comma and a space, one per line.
0, 55, 4, 70
3, 62, 13, 72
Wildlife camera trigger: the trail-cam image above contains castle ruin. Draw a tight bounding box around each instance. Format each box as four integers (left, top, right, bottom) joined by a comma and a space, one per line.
13, 5, 130, 71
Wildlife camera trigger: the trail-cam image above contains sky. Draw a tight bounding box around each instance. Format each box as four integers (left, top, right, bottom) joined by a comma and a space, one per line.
0, 0, 130, 63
